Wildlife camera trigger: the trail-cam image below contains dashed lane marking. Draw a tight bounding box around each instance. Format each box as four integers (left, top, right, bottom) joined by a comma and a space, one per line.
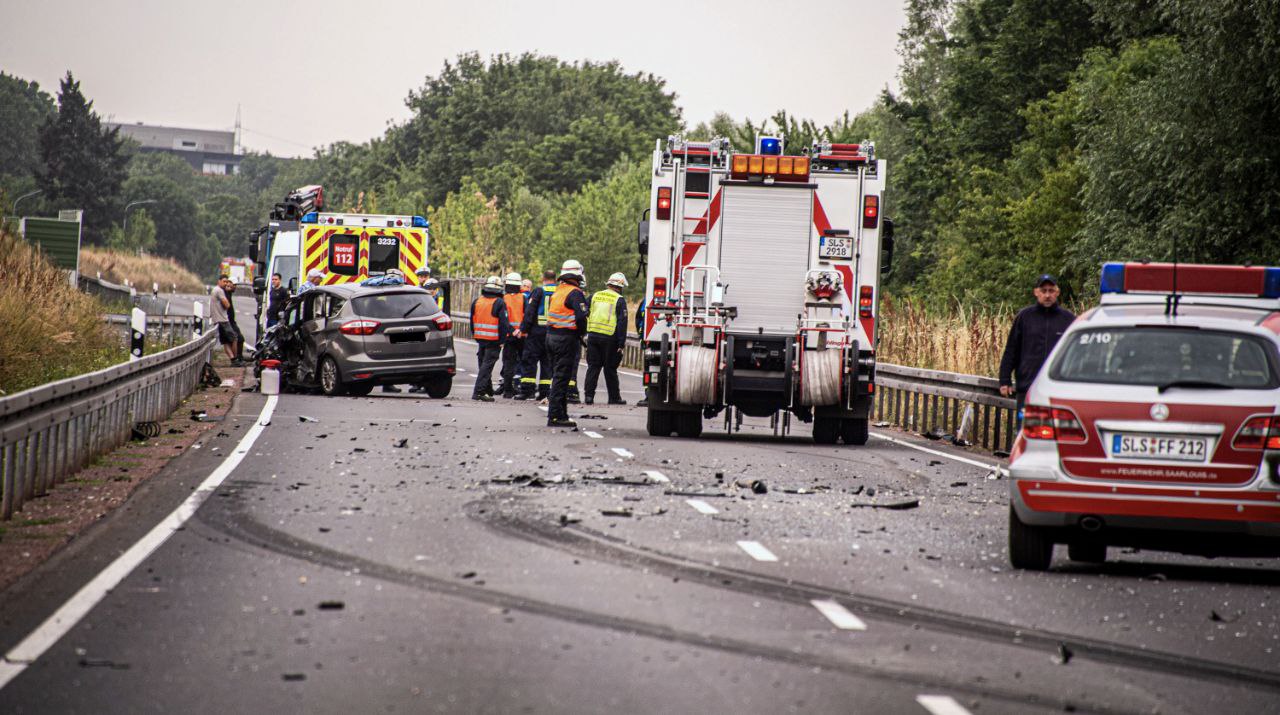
736, 540, 779, 562
644, 470, 670, 483
686, 499, 718, 515
611, 447, 634, 458
915, 695, 973, 715
869, 432, 1008, 476
810, 599, 867, 631
0, 395, 280, 690
583, 430, 604, 439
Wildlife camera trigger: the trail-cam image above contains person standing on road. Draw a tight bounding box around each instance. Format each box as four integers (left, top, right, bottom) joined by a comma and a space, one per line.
583, 272, 629, 405
225, 280, 247, 362
999, 274, 1076, 420
265, 273, 289, 329
635, 298, 648, 407
470, 276, 511, 402
514, 269, 558, 401
498, 272, 526, 398
209, 275, 243, 365
545, 260, 589, 427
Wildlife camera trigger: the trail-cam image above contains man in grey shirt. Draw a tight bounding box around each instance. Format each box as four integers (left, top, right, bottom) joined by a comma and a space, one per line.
210, 275, 242, 364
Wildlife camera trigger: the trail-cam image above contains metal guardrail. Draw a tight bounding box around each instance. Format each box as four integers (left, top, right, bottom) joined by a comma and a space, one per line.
104, 314, 198, 351
77, 274, 134, 305
0, 330, 217, 520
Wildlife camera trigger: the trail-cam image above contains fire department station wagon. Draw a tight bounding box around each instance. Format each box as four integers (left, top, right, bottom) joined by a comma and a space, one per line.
1008, 262, 1280, 570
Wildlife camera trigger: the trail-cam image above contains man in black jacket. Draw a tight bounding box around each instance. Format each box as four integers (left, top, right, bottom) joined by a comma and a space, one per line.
583, 272, 629, 405
265, 273, 290, 329
999, 274, 1076, 417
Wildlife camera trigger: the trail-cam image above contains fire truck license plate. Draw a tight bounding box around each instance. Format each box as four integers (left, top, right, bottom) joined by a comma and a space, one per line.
819, 236, 853, 260
1110, 434, 1207, 462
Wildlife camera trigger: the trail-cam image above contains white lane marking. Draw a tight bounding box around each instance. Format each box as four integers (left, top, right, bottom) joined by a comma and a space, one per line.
736, 540, 778, 562
583, 430, 604, 439
686, 499, 718, 515
916, 695, 973, 715
0, 396, 280, 690
869, 432, 1008, 476
644, 470, 670, 483
611, 447, 634, 458
810, 599, 867, 631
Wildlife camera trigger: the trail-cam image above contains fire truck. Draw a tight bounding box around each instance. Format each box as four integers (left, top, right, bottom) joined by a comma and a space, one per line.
220, 257, 254, 285
638, 136, 894, 444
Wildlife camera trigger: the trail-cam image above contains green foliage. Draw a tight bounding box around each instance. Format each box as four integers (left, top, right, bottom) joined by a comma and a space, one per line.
0, 72, 54, 198
36, 72, 128, 244
106, 209, 156, 253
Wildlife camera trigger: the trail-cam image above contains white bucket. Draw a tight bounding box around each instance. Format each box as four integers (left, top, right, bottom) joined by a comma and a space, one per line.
261, 367, 281, 395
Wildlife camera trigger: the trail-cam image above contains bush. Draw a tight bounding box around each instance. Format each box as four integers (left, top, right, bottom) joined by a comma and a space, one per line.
0, 231, 119, 394
79, 246, 204, 293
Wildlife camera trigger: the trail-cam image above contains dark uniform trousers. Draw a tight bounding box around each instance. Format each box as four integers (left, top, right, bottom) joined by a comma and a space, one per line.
583, 334, 623, 403
500, 337, 524, 396
546, 332, 581, 421
473, 342, 503, 398
517, 327, 551, 398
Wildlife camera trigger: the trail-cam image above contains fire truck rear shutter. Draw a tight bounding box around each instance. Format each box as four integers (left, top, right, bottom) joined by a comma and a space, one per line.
717, 184, 814, 333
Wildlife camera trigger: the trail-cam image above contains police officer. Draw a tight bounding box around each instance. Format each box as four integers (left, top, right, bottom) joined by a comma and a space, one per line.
583, 272, 629, 405
470, 276, 511, 402
545, 260, 589, 427
514, 269, 558, 401
498, 272, 526, 398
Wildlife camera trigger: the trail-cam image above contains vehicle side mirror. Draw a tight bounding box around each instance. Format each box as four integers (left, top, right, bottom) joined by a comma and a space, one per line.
880, 218, 895, 276
288, 277, 298, 293
637, 209, 650, 256
252, 276, 266, 294
247, 243, 259, 263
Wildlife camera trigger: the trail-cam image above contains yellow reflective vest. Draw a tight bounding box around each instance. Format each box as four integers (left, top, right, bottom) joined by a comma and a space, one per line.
587, 289, 622, 336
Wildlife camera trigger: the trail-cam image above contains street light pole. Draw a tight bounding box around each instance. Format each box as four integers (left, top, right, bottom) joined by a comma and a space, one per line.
123, 199, 157, 232
11, 189, 42, 215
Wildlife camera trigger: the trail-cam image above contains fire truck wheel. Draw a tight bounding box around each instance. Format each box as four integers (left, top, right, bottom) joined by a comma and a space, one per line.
319, 357, 346, 396
423, 374, 453, 399
675, 412, 703, 439
646, 405, 675, 437
1008, 505, 1054, 571
840, 418, 869, 445
812, 417, 840, 444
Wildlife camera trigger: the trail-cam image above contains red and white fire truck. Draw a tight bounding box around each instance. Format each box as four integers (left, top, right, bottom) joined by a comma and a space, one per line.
638, 135, 894, 443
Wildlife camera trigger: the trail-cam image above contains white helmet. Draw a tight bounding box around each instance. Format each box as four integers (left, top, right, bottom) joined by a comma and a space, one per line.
559, 259, 584, 279
504, 272, 522, 286
607, 272, 628, 289
415, 266, 432, 277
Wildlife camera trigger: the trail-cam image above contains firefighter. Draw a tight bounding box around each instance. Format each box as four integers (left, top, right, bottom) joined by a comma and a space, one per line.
470, 276, 511, 402
583, 272, 629, 405
545, 260, 589, 427
498, 272, 525, 398
635, 298, 648, 407
514, 269, 558, 401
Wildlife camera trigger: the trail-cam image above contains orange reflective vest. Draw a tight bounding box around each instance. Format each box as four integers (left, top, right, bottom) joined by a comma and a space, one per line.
503, 293, 525, 328
473, 296, 501, 341
547, 283, 582, 330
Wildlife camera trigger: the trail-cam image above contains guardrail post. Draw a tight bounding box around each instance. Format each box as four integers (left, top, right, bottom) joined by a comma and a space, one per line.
193, 301, 204, 339
130, 308, 146, 361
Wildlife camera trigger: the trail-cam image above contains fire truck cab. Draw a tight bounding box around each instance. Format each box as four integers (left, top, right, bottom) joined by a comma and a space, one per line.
638, 136, 893, 444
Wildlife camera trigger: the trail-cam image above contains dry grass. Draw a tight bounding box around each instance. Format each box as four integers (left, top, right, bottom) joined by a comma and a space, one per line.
0, 231, 121, 394
80, 248, 204, 294
877, 297, 1016, 377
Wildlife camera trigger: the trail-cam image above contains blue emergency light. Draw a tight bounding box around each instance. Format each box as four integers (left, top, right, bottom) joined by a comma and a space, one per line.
301, 212, 318, 224
1099, 263, 1126, 293
759, 137, 782, 156
412, 215, 429, 228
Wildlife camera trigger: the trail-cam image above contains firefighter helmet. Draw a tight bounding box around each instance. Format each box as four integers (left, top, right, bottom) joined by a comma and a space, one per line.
482, 275, 503, 295
607, 272, 628, 289
559, 259, 584, 279
505, 272, 522, 286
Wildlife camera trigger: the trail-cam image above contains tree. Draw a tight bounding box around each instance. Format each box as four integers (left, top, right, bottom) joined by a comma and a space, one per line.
0, 72, 55, 199
105, 210, 157, 253
36, 72, 128, 244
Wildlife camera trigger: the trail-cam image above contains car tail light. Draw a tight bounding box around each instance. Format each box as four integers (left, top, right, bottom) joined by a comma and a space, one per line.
656, 187, 672, 220
858, 286, 873, 318
862, 195, 880, 229
431, 313, 453, 331
653, 277, 667, 301
1233, 415, 1280, 450
1023, 405, 1087, 443
340, 319, 380, 336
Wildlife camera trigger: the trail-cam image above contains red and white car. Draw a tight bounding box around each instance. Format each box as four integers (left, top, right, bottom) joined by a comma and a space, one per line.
1008, 262, 1280, 570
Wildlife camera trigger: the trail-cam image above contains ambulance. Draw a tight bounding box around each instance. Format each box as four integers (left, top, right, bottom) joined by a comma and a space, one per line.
1009, 262, 1280, 569
638, 135, 893, 444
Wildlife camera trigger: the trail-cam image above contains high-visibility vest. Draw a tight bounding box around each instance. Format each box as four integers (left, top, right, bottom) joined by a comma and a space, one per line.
503, 293, 525, 327
473, 296, 501, 341
547, 283, 581, 330
536, 282, 556, 326
587, 289, 622, 336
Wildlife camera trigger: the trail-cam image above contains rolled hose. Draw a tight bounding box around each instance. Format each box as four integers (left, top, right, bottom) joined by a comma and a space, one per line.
675, 345, 717, 404
800, 348, 842, 406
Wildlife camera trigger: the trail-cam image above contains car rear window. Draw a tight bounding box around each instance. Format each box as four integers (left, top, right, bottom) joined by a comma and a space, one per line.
1049, 327, 1278, 389
352, 292, 439, 319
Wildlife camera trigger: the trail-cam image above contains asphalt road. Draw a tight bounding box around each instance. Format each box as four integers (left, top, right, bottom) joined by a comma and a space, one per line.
1, 332, 1278, 714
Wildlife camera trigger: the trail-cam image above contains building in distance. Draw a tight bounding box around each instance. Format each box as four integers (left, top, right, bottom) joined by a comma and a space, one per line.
108, 121, 241, 175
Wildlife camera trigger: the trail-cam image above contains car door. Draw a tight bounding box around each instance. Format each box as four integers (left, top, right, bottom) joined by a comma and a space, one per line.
299, 293, 326, 380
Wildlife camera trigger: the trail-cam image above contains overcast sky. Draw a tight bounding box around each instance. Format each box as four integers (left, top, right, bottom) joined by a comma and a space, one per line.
2, 0, 906, 158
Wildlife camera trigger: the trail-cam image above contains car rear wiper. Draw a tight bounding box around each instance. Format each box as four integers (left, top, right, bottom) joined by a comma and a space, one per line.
403, 303, 423, 318
1157, 379, 1233, 393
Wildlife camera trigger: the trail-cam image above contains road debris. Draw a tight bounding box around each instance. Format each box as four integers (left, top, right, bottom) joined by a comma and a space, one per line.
577, 414, 608, 420
317, 600, 345, 610
664, 489, 728, 498
950, 481, 968, 487
559, 514, 582, 526
850, 497, 920, 510
282, 673, 307, 682
299, 415, 319, 423
393, 438, 409, 448
1210, 609, 1240, 623
1053, 642, 1074, 665
733, 479, 768, 494
78, 658, 130, 669
600, 508, 633, 517
458, 571, 477, 579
